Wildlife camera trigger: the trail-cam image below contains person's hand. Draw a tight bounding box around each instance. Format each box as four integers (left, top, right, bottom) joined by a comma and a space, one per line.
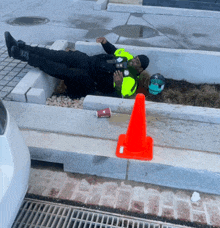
96, 37, 107, 44
113, 70, 123, 88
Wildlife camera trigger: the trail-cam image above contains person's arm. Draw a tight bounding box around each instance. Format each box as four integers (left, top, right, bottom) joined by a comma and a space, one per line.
96, 37, 117, 55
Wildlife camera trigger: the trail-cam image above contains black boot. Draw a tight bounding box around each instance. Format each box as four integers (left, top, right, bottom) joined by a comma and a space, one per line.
4, 31, 26, 57
11, 46, 29, 62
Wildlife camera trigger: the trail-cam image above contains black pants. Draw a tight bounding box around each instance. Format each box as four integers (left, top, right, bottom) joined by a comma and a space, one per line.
25, 45, 97, 98
25, 45, 120, 98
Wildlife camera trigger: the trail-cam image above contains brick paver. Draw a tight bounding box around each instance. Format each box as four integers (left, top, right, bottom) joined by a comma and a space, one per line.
176, 200, 191, 221
26, 167, 220, 227
206, 204, 220, 227
131, 201, 145, 213
161, 207, 175, 220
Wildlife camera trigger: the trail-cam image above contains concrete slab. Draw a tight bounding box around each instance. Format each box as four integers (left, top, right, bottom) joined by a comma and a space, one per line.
19, 129, 220, 172
26, 88, 46, 104
2, 0, 220, 53
107, 3, 220, 19
127, 161, 220, 195
19, 129, 220, 195
2, 98, 220, 194
64, 153, 127, 180
3, 99, 220, 153
141, 14, 220, 51
83, 95, 220, 124
94, 0, 109, 11
10, 69, 41, 103
109, 0, 142, 5
29, 147, 127, 180
120, 13, 185, 49
118, 33, 185, 50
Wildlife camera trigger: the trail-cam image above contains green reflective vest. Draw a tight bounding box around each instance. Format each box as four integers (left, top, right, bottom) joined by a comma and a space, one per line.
113, 48, 139, 98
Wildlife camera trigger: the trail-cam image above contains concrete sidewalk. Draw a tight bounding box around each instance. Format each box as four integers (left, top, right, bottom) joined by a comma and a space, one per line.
1, 0, 220, 50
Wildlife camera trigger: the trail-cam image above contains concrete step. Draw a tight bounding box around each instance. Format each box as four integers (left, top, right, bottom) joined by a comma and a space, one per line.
3, 97, 220, 196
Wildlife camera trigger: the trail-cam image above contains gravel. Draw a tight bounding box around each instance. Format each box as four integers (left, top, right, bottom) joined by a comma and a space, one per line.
45, 47, 86, 109
46, 95, 85, 109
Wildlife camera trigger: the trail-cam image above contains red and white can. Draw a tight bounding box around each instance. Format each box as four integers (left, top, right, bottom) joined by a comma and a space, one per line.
96, 108, 111, 118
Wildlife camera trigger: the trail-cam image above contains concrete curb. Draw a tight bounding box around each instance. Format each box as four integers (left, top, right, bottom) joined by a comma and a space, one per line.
95, 0, 220, 19
10, 40, 68, 104
94, 0, 109, 11
21, 130, 220, 196
4, 100, 219, 154
83, 95, 220, 124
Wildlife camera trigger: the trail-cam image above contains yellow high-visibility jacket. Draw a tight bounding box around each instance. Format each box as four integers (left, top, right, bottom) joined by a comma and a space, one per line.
113, 48, 139, 98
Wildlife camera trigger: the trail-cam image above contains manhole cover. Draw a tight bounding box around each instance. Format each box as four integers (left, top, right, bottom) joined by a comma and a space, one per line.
6, 16, 50, 26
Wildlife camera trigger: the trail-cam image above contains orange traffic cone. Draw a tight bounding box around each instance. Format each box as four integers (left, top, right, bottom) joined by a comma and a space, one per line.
115, 93, 153, 160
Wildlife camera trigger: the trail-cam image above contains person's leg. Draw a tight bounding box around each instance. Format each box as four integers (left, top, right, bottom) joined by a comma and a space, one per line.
27, 52, 69, 80
23, 44, 90, 68
22, 45, 71, 65
27, 52, 96, 97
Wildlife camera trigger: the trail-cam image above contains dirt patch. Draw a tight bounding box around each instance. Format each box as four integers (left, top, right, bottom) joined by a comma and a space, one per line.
53, 47, 220, 109
136, 71, 220, 109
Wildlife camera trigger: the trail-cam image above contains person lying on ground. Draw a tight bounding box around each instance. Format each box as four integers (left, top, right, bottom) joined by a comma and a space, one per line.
4, 31, 150, 99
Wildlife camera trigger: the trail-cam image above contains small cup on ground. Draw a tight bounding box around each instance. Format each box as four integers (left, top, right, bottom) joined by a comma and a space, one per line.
96, 108, 111, 118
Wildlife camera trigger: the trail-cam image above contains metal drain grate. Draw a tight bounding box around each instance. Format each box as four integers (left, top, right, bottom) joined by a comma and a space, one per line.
12, 198, 192, 228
